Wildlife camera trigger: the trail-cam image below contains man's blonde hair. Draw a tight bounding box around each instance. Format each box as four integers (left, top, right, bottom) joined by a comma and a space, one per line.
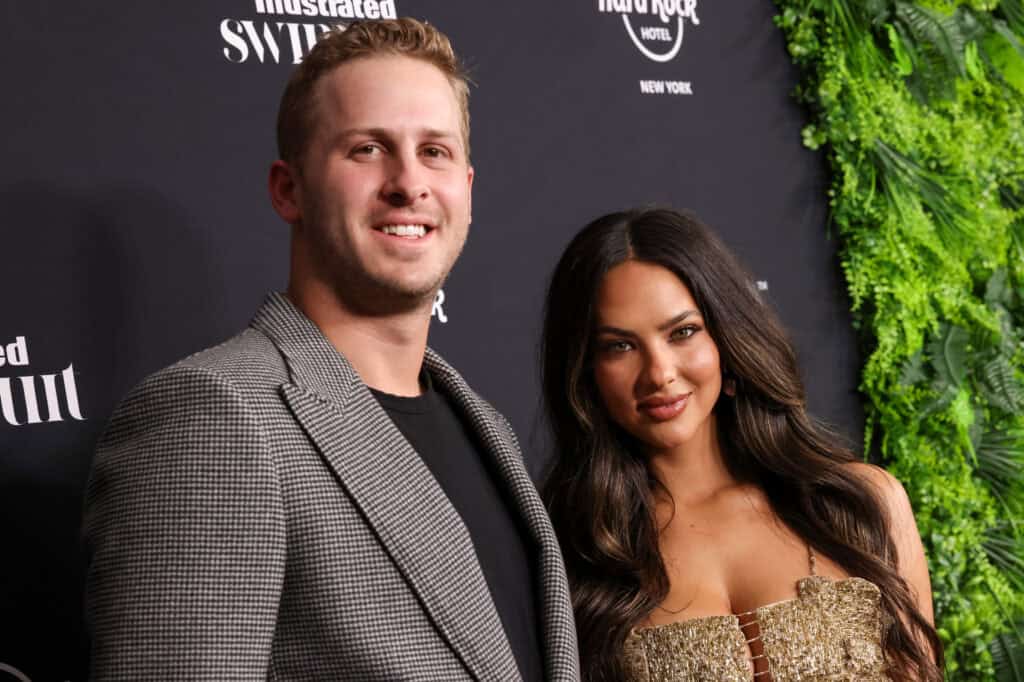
276, 18, 471, 165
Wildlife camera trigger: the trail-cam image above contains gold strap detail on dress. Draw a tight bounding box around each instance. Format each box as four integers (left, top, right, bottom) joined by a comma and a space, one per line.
734, 545, 816, 682
738, 619, 770, 679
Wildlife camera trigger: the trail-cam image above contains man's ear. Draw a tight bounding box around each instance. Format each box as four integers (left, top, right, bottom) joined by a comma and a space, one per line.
466, 164, 474, 225
269, 159, 302, 224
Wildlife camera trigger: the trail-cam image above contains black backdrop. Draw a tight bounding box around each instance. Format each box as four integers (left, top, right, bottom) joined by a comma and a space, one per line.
1, 2, 861, 679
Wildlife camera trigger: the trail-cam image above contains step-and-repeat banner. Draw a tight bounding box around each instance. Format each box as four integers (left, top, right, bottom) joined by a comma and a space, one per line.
1, 2, 862, 679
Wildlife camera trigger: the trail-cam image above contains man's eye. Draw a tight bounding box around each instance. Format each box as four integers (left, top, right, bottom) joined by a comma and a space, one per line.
353, 144, 381, 156
422, 146, 448, 158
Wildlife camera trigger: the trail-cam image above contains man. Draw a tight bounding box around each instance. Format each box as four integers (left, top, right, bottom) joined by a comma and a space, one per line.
84, 18, 579, 681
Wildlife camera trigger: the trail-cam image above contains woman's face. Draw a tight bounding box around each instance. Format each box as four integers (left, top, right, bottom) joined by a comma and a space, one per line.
591, 260, 723, 455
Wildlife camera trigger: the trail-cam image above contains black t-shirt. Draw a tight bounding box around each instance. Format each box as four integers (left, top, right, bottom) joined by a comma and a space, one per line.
370, 374, 544, 682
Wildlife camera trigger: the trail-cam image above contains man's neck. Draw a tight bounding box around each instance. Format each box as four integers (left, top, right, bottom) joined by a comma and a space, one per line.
287, 282, 432, 397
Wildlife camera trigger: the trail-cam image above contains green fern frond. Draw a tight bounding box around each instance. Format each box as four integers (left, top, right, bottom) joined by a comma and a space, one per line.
984, 528, 1024, 591
824, 0, 887, 71
980, 355, 1024, 413
977, 429, 1024, 500
997, 0, 1024, 36
887, 23, 917, 75
871, 141, 972, 247
894, 1, 968, 78
1002, 178, 1024, 211
994, 19, 1024, 61
992, 626, 1024, 682
1012, 218, 1024, 264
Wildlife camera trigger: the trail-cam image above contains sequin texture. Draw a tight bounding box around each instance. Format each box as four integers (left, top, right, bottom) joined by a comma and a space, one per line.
622, 576, 889, 681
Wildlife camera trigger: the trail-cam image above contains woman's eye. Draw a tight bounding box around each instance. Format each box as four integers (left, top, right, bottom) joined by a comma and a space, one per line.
671, 325, 698, 340
601, 340, 633, 353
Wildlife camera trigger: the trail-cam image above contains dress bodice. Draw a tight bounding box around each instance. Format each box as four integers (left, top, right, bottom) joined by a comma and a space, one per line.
623, 571, 890, 681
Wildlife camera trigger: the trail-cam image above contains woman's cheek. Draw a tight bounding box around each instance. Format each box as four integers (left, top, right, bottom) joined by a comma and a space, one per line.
593, 363, 634, 423
686, 341, 721, 383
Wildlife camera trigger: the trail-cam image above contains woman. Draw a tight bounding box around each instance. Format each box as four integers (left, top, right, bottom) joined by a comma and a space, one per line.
541, 208, 942, 681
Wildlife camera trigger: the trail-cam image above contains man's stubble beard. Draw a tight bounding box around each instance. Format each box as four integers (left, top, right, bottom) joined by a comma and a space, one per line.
306, 210, 466, 318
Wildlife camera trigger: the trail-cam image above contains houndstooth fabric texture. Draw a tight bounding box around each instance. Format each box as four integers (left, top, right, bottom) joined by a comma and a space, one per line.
84, 292, 580, 681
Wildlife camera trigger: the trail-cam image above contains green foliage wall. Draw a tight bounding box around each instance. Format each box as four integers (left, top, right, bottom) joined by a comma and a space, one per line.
773, 0, 1024, 678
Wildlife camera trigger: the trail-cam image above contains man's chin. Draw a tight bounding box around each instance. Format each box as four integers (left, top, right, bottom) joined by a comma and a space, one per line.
337, 275, 442, 316
379, 272, 445, 299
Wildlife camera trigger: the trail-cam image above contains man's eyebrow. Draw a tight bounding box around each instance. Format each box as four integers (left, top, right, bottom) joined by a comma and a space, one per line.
335, 127, 459, 140
334, 127, 388, 142
594, 310, 699, 337
419, 128, 460, 140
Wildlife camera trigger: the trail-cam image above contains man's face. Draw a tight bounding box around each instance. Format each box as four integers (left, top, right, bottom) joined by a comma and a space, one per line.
292, 55, 473, 310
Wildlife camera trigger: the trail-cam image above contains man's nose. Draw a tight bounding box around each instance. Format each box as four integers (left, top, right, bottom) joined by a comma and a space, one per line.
381, 150, 429, 206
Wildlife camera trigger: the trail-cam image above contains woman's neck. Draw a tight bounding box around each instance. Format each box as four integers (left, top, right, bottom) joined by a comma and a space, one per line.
648, 416, 737, 509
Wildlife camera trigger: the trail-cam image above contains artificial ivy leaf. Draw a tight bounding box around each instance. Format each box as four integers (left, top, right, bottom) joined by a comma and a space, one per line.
995, 310, 1021, 358
904, 71, 932, 105
968, 407, 985, 451
954, 7, 987, 44
920, 383, 959, 417
801, 124, 826, 150
899, 350, 928, 385
864, 0, 890, 26
986, 268, 1012, 307
928, 324, 970, 387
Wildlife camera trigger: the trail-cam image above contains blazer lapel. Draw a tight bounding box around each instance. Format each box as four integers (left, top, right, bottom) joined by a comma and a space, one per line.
250, 293, 519, 682
425, 349, 581, 682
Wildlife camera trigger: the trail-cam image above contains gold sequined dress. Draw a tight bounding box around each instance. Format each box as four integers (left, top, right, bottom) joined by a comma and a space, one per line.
622, 550, 890, 681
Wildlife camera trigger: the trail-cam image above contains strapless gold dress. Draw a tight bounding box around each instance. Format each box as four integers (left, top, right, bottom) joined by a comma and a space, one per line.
623, 572, 889, 681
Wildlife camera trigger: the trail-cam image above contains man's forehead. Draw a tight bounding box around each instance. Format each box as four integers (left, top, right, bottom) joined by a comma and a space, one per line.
308, 57, 467, 148
318, 56, 458, 107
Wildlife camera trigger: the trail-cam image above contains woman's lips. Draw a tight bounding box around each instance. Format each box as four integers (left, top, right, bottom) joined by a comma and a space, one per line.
638, 393, 690, 421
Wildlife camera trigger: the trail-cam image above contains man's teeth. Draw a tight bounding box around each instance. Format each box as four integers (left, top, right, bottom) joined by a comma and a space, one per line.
379, 224, 427, 238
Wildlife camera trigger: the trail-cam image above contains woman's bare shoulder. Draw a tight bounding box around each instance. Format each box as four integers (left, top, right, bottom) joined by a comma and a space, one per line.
843, 462, 918, 537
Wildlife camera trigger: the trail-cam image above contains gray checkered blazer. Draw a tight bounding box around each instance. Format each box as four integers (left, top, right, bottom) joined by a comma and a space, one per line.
84, 293, 580, 681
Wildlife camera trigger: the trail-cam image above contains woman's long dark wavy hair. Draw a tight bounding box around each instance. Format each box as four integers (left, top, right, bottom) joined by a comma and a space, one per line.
541, 208, 943, 681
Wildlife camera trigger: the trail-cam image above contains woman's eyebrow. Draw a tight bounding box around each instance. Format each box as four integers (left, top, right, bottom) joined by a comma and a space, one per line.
594, 310, 698, 337
657, 310, 698, 331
